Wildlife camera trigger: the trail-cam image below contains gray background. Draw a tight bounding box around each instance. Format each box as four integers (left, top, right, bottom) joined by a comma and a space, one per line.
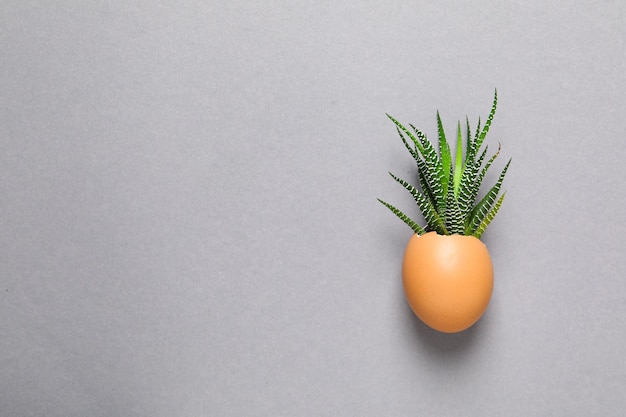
1, 1, 625, 416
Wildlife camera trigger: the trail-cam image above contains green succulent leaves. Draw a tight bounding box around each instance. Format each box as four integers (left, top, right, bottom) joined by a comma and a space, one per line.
378, 90, 510, 239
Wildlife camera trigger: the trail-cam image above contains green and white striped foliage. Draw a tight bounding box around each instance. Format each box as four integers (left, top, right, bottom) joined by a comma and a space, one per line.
378, 90, 510, 239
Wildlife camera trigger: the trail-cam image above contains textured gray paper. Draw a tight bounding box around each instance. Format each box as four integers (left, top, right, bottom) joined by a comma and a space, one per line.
1, 2, 625, 416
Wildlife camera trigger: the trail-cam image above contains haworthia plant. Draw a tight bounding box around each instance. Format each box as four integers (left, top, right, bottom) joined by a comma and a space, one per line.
378, 90, 510, 239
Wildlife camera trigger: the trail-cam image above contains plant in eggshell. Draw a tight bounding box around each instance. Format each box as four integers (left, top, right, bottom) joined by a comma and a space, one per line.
378, 90, 510, 333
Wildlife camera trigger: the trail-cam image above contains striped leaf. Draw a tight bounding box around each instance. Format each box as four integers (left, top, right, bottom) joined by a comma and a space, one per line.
457, 146, 488, 216
410, 123, 447, 214
387, 115, 446, 213
377, 199, 426, 235
472, 193, 506, 239
389, 173, 448, 235
474, 117, 482, 142
416, 157, 437, 208
465, 116, 475, 168
466, 144, 501, 209
396, 126, 419, 161
391, 122, 440, 209
445, 184, 464, 234
475, 89, 497, 151
468, 158, 511, 234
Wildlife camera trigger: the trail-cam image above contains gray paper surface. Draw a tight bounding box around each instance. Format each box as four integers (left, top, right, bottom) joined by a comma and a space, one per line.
1, 2, 625, 416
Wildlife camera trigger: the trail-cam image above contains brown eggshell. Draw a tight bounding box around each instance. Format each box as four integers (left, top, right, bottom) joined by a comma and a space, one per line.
402, 232, 494, 333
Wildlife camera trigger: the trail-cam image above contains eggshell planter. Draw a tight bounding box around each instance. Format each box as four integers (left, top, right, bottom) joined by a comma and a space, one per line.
402, 232, 494, 333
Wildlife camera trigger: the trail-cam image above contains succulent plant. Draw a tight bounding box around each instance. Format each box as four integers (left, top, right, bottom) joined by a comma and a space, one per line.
378, 90, 510, 238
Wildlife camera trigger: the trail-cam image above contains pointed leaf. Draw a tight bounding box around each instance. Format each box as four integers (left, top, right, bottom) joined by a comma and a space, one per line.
475, 89, 497, 151
437, 111, 451, 197
468, 158, 511, 233
465, 116, 474, 168
464, 144, 500, 215
452, 121, 464, 198
445, 184, 464, 234
472, 192, 506, 238
388, 120, 439, 209
416, 158, 437, 207
410, 123, 447, 214
457, 145, 488, 216
394, 126, 419, 161
389, 173, 448, 234
378, 199, 426, 235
